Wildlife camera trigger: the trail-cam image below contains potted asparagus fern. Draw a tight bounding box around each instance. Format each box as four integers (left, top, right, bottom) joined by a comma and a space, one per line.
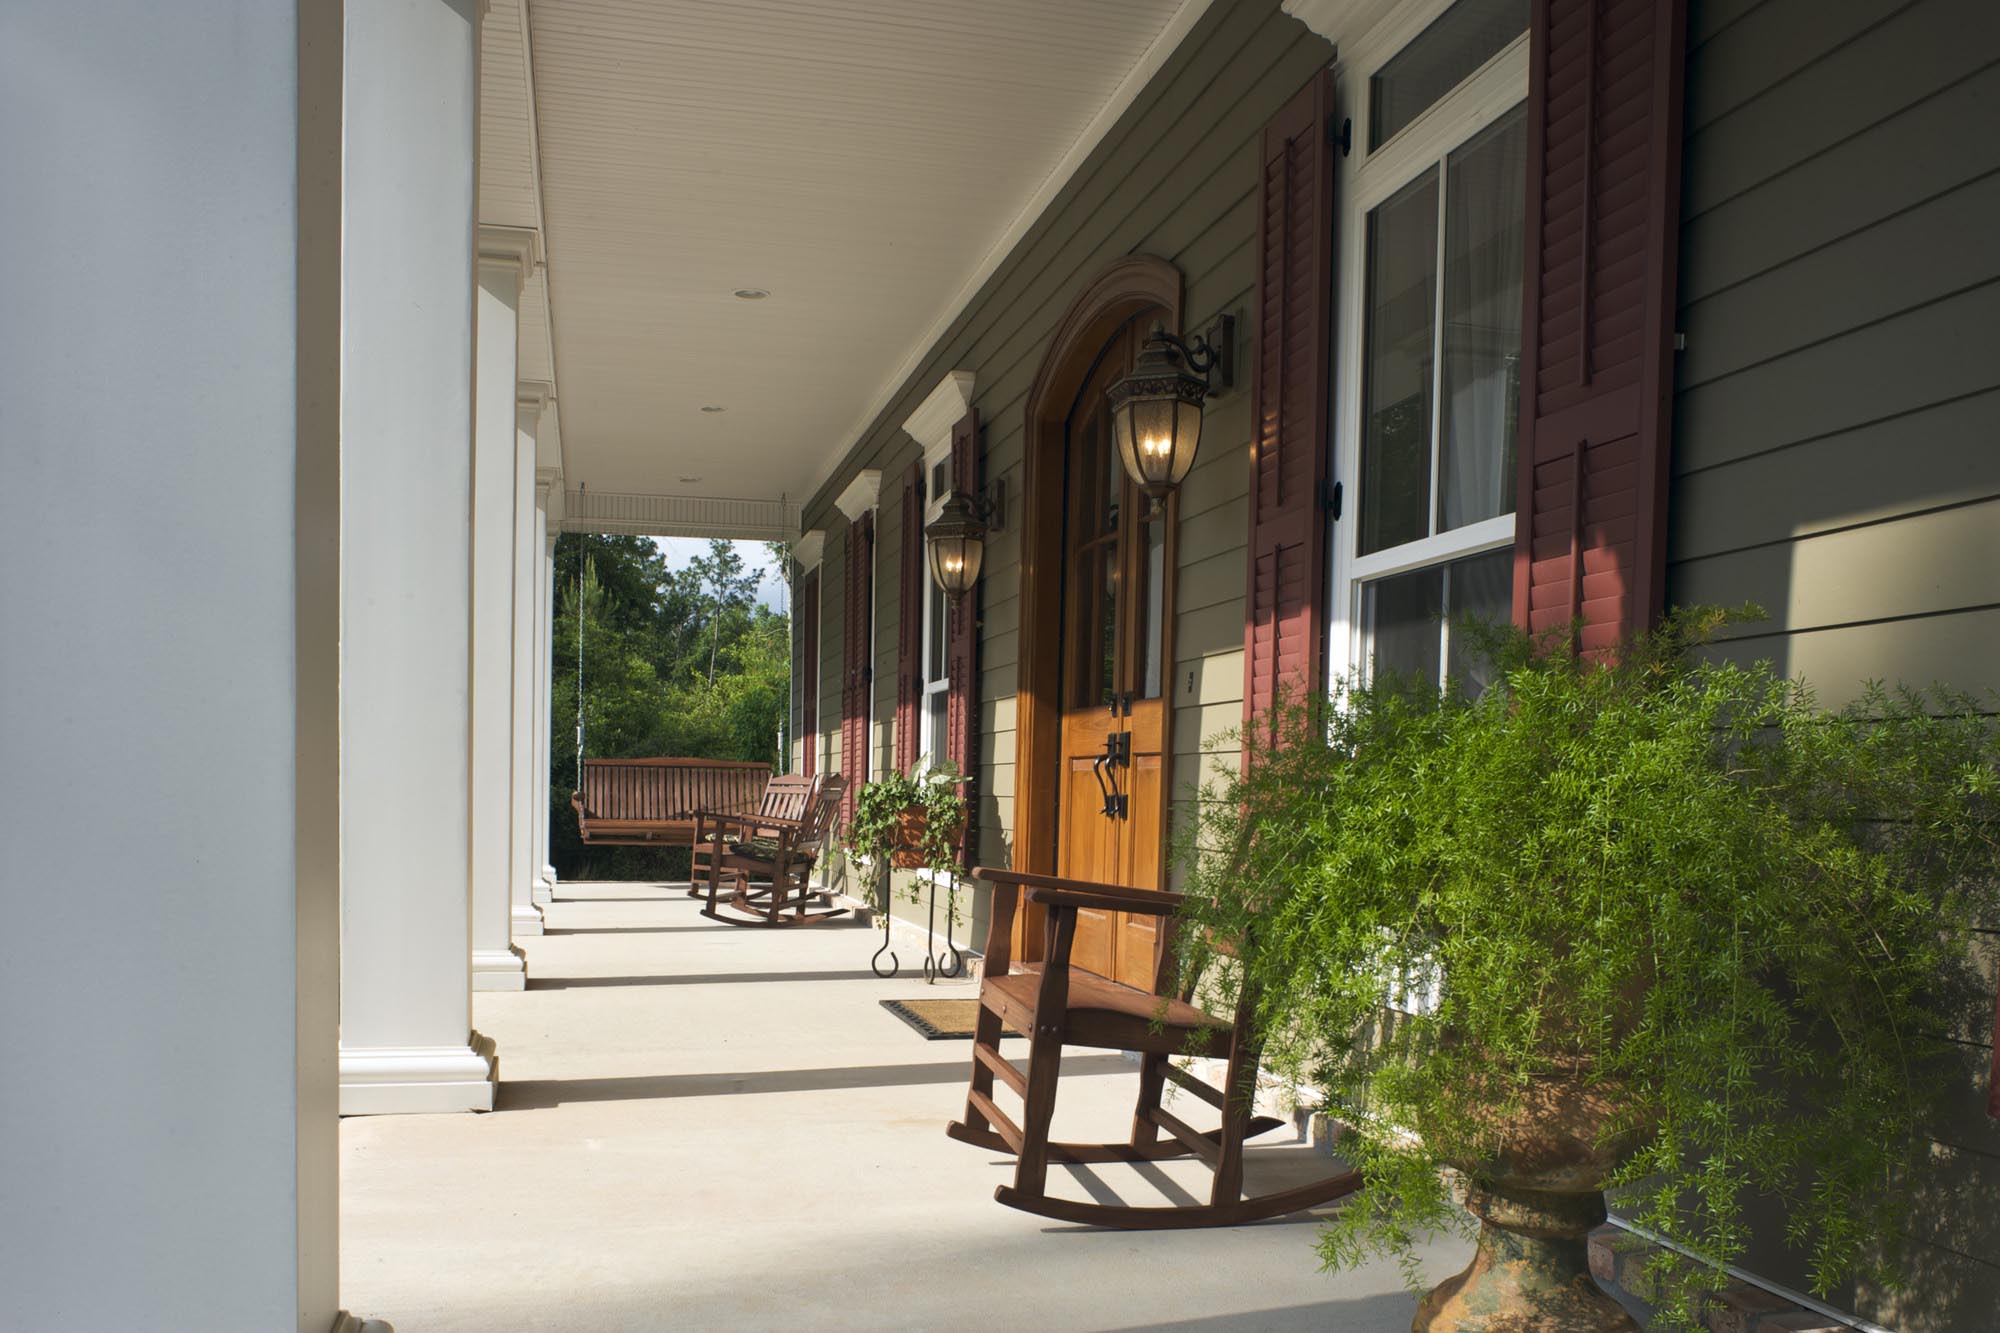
1176, 607, 1999, 1331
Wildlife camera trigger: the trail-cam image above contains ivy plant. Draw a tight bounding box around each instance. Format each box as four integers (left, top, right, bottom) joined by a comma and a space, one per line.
1174, 606, 1999, 1327
844, 762, 970, 909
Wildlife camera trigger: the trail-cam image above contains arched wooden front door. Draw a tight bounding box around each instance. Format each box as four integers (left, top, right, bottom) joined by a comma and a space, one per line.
1052, 318, 1173, 989
1014, 255, 1183, 974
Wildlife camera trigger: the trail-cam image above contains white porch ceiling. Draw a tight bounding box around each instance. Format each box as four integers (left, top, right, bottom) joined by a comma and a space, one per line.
479, 0, 1205, 531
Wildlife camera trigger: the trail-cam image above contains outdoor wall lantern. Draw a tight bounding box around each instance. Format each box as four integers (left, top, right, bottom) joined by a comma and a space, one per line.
1106, 315, 1235, 512
925, 479, 1005, 599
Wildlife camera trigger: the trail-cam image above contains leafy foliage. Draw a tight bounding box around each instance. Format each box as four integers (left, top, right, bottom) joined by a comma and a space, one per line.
1174, 608, 1999, 1326
843, 762, 970, 905
550, 534, 791, 879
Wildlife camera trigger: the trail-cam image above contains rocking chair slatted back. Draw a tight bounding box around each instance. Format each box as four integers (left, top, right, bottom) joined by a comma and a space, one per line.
946, 866, 1363, 1228
697, 775, 852, 928
687, 772, 820, 901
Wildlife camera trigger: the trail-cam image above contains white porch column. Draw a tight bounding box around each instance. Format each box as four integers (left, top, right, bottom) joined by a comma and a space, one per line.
534, 486, 560, 902
470, 229, 533, 989
510, 387, 551, 937
1, 4, 344, 1324
339, 0, 495, 1115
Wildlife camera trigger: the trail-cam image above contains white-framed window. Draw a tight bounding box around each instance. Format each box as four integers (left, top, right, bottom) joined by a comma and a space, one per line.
1329, 0, 1530, 700
919, 453, 952, 769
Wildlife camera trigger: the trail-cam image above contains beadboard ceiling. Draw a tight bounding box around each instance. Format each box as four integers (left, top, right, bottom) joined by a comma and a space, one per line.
479, 0, 1206, 530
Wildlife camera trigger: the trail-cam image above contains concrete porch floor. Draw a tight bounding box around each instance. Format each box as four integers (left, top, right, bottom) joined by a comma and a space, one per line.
341, 882, 1468, 1331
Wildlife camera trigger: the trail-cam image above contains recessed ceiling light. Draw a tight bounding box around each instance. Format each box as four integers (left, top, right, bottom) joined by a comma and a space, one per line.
733, 288, 770, 300
700, 404, 726, 413
678, 476, 702, 484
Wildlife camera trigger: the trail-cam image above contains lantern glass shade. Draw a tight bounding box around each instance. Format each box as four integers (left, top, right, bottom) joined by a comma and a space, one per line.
1105, 323, 1210, 501
924, 491, 987, 597
1110, 394, 1204, 494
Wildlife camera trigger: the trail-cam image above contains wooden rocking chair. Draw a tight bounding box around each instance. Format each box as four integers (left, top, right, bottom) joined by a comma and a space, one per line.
686, 772, 819, 900
945, 867, 1365, 1228
696, 775, 849, 927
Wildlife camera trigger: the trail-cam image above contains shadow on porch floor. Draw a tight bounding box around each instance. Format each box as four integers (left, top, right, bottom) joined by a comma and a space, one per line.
340, 881, 1467, 1331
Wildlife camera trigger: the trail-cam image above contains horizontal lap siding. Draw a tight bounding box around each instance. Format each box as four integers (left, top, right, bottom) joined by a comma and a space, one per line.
1669, 1, 2000, 1323
801, 0, 1336, 890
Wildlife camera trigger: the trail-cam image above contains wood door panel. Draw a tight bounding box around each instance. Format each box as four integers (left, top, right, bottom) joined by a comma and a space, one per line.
1114, 699, 1167, 988
1058, 736, 1122, 979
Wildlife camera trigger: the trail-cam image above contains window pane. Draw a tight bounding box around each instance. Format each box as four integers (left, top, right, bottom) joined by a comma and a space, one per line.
1097, 545, 1118, 706
1369, 0, 1529, 149
1363, 566, 1443, 686
1437, 105, 1526, 533
925, 689, 949, 766
926, 581, 946, 684
1443, 548, 1512, 697
1360, 169, 1439, 556
1139, 513, 1165, 700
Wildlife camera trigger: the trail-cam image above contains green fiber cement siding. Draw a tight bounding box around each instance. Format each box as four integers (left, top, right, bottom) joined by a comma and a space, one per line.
1667, 1, 2000, 1324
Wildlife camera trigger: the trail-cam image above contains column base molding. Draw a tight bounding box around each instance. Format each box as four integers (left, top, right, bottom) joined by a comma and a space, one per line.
339, 1037, 495, 1115
331, 1312, 396, 1333
532, 875, 553, 907
472, 945, 527, 990
511, 902, 545, 937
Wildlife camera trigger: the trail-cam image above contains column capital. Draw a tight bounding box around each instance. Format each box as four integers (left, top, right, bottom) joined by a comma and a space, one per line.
535, 464, 563, 504
516, 380, 553, 428
833, 469, 882, 521
477, 226, 540, 294
793, 528, 826, 571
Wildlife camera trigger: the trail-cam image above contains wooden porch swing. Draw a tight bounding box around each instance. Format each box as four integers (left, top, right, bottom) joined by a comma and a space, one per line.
571, 757, 773, 846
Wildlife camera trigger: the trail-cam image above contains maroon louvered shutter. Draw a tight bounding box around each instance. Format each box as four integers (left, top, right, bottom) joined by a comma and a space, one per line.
1511, 0, 1689, 655
798, 568, 820, 778
943, 409, 979, 864
840, 513, 873, 821
1988, 986, 1998, 1117
894, 462, 923, 774
1243, 67, 1336, 742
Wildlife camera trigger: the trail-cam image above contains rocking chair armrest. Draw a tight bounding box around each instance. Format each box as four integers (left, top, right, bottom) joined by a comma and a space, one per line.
976, 867, 1181, 909
712, 811, 806, 830
1024, 885, 1185, 918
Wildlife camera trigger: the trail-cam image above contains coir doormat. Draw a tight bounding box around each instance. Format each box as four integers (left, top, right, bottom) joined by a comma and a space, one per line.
879, 997, 1019, 1041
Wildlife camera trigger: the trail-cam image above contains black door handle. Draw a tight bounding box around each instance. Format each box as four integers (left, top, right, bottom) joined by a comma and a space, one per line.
1094, 733, 1128, 818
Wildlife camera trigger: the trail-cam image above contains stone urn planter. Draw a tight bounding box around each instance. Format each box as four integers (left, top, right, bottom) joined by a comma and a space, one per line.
1414, 1069, 1645, 1333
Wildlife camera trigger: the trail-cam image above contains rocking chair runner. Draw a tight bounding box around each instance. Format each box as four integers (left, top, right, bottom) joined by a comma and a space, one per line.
696, 775, 849, 927
946, 867, 1365, 1229
686, 772, 819, 900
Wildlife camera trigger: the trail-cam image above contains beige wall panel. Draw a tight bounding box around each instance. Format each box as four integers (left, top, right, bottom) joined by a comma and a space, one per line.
1695, 608, 2000, 708
1679, 172, 2000, 389
1675, 281, 2000, 475
1675, 500, 2000, 636
1683, 0, 1999, 214
1177, 600, 1252, 666
1670, 391, 2000, 556
1678, 66, 2000, 302
1683, 0, 1926, 135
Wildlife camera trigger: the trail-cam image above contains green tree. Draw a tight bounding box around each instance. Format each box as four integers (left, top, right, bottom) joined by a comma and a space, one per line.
549, 534, 790, 879
689, 538, 764, 686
